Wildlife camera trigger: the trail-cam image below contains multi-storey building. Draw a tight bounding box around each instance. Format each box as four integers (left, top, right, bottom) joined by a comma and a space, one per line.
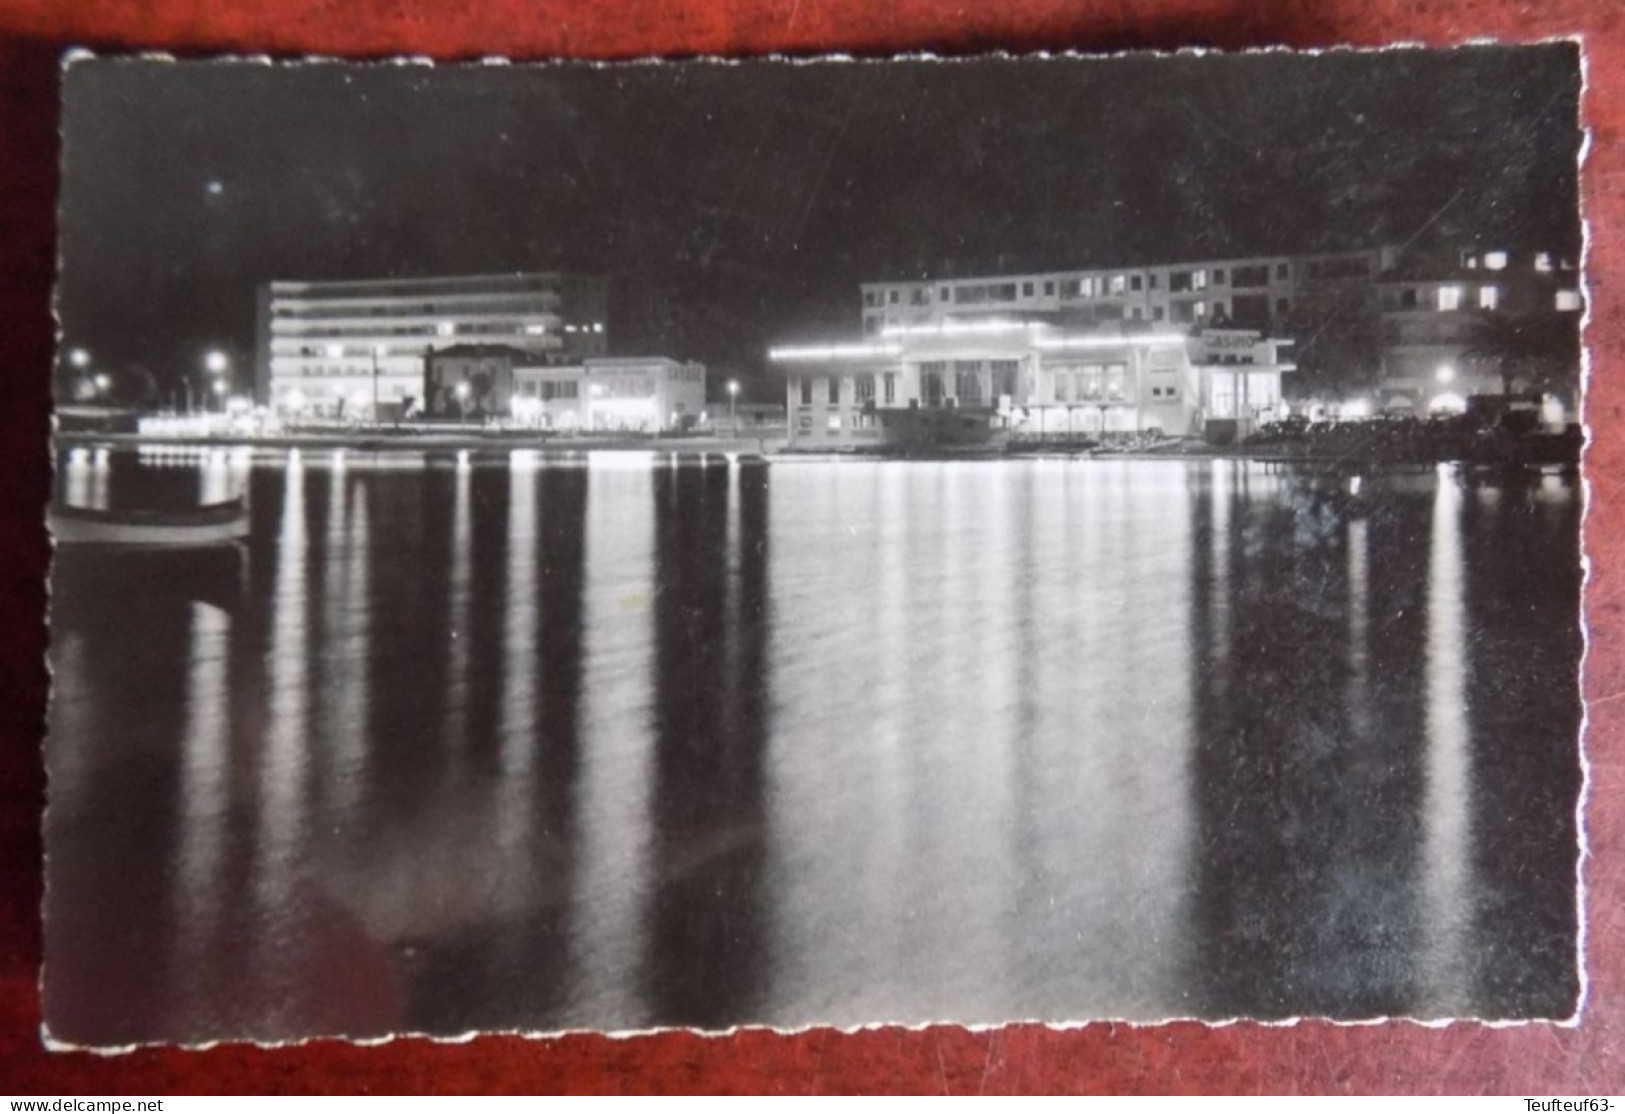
1374, 245, 1583, 417
255, 272, 608, 418
856, 239, 1584, 421
858, 248, 1395, 338
770, 321, 1295, 450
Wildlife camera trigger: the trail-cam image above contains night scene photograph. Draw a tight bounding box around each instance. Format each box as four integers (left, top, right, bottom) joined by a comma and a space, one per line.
44, 45, 1585, 1047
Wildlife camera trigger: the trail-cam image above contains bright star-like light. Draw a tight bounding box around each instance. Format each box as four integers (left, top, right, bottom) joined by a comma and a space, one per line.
205, 179, 224, 196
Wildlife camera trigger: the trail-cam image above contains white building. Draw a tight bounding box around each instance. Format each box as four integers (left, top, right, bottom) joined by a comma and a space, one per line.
255, 272, 608, 418
423, 347, 705, 433
858, 248, 1394, 337
770, 321, 1295, 450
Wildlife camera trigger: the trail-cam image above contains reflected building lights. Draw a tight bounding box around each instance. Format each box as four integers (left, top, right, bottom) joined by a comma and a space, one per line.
254, 452, 312, 980
563, 460, 658, 1022
170, 602, 233, 1014
1421, 465, 1473, 1012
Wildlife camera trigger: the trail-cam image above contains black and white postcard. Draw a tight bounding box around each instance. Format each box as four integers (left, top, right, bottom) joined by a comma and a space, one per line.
45, 46, 1585, 1048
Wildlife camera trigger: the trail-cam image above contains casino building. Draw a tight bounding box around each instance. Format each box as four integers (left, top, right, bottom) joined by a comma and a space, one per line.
771, 320, 1295, 450
255, 272, 608, 418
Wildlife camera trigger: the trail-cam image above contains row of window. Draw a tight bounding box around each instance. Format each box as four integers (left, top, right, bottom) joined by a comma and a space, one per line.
861, 261, 1315, 310
509, 380, 582, 400
799, 373, 900, 406
1386, 285, 1581, 313
269, 297, 565, 320
1050, 364, 1129, 403
1461, 250, 1577, 273
792, 360, 1183, 407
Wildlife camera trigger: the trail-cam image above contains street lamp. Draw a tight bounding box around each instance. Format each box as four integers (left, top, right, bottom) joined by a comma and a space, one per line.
68, 348, 90, 370
203, 350, 231, 411
92, 373, 112, 398
727, 378, 740, 435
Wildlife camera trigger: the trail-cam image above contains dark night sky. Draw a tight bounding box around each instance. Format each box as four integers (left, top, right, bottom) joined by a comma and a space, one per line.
57, 45, 1581, 398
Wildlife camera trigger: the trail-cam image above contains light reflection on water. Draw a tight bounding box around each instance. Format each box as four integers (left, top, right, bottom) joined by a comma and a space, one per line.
44, 450, 1582, 1044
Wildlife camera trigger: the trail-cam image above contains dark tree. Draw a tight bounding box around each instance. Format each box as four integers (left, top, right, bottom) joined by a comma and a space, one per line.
1463, 309, 1582, 396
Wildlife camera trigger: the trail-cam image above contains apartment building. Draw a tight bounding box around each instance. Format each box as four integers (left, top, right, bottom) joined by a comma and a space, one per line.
255, 272, 608, 417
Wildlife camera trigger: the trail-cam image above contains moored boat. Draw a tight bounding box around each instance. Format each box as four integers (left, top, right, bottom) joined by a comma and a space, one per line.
49, 496, 251, 546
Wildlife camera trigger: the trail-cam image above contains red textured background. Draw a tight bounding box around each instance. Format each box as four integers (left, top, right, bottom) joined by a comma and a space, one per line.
0, 0, 1620, 1095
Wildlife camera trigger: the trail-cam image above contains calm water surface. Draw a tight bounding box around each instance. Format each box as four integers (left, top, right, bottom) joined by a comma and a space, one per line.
44, 448, 1583, 1044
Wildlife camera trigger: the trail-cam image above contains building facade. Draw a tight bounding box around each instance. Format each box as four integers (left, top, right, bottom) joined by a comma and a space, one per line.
423, 348, 705, 433
858, 248, 1395, 337
770, 322, 1295, 450
1374, 245, 1583, 416
255, 272, 608, 417
855, 239, 1583, 421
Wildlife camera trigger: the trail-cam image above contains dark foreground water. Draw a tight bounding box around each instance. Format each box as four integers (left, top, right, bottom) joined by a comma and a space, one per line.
44, 447, 1582, 1045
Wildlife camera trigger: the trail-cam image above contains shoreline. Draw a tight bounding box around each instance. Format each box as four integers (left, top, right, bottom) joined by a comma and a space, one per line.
52, 429, 1581, 469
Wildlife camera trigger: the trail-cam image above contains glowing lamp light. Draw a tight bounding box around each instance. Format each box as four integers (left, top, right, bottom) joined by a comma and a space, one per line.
769, 343, 903, 361
325, 344, 345, 359
211, 379, 228, 396
454, 381, 472, 400
92, 373, 112, 393
728, 379, 740, 397
1435, 364, 1456, 385
286, 388, 309, 411
1429, 392, 1468, 415
204, 350, 230, 374
1341, 397, 1372, 420
68, 348, 91, 369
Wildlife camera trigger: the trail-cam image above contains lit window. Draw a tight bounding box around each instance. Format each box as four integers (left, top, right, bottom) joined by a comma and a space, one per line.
1437, 286, 1464, 312
1484, 251, 1508, 271
827, 415, 841, 431
1535, 252, 1554, 273
1479, 286, 1499, 311
437, 321, 455, 336
1195, 301, 1207, 318
1110, 274, 1127, 295
1556, 289, 1582, 312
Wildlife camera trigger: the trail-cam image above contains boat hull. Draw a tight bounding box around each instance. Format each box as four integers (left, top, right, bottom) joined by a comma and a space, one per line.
49, 499, 251, 547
